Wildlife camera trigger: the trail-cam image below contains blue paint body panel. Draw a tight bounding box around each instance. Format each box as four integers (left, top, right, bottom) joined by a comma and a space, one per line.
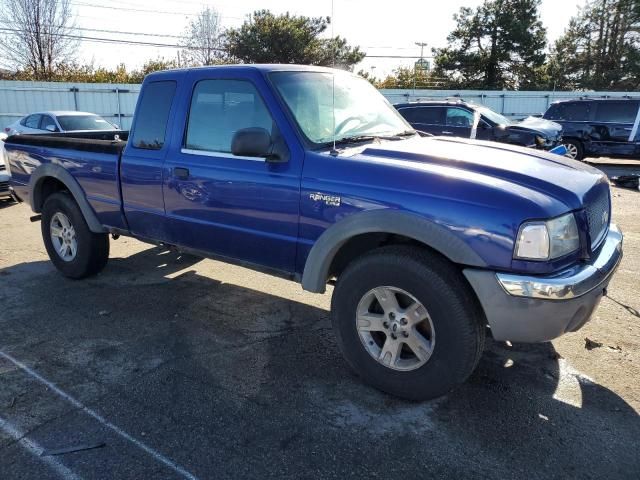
5, 65, 612, 283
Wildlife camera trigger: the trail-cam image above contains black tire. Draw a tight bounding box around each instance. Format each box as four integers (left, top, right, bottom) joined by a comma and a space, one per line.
41, 192, 109, 279
562, 138, 585, 161
331, 245, 485, 401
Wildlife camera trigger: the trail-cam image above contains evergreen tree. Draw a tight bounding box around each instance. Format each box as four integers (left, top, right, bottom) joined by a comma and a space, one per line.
432, 0, 547, 89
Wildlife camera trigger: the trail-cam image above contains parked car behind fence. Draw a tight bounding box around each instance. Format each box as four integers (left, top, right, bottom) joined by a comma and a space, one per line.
543, 98, 640, 160
4, 111, 118, 136
395, 99, 563, 151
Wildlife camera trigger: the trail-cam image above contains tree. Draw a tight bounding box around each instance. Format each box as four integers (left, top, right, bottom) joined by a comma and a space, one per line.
432, 0, 547, 90
0, 57, 178, 83
375, 67, 449, 89
180, 7, 226, 67
548, 0, 640, 90
225, 10, 365, 69
0, 0, 78, 80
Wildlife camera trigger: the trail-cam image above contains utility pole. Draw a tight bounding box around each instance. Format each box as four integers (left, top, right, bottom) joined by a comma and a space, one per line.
414, 41, 428, 92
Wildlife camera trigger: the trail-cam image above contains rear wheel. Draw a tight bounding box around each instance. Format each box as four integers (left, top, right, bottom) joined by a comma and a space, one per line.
331, 246, 485, 400
41, 192, 109, 278
562, 139, 585, 160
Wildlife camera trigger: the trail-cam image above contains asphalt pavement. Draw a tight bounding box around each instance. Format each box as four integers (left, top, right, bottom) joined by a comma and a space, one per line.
0, 166, 638, 480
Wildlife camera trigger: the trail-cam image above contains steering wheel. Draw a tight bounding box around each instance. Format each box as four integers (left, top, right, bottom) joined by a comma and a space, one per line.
334, 116, 368, 136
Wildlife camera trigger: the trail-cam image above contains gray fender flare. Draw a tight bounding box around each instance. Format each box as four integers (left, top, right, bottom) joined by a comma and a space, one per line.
301, 209, 487, 293
29, 164, 106, 233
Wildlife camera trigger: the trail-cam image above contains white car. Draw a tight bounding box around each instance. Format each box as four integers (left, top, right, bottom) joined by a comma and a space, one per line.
4, 111, 118, 136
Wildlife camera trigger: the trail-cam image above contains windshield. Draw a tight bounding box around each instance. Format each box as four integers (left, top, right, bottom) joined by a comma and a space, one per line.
271, 71, 412, 145
477, 107, 511, 126
56, 115, 116, 131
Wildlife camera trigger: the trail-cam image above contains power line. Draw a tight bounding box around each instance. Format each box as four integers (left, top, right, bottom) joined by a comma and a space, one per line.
2, 22, 185, 39
68, 1, 243, 19
0, 27, 434, 59
0, 27, 215, 50
3, 21, 436, 52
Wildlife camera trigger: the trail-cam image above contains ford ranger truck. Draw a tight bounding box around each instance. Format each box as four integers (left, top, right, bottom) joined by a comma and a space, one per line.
5, 65, 623, 400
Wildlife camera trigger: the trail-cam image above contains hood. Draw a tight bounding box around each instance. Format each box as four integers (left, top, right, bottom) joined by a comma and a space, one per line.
509, 116, 562, 138
349, 136, 606, 211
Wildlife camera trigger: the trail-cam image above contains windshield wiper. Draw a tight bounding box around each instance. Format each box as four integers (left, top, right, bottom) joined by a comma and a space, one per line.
377, 130, 417, 139
332, 135, 379, 145
332, 131, 416, 145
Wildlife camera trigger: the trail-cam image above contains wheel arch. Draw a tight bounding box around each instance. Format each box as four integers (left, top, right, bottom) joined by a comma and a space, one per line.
30, 164, 106, 233
301, 210, 487, 293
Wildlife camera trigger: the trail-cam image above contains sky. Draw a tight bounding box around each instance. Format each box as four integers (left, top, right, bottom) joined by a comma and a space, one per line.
69, 0, 585, 76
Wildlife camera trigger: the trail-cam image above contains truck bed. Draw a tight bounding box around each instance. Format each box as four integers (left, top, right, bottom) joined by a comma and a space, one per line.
5, 130, 128, 155
5, 130, 129, 230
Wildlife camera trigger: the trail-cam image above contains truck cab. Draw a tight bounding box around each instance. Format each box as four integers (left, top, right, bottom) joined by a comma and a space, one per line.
5, 65, 623, 401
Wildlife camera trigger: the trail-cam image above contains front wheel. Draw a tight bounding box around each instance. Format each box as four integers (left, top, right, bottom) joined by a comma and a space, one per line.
331, 246, 485, 400
562, 139, 585, 161
41, 192, 109, 278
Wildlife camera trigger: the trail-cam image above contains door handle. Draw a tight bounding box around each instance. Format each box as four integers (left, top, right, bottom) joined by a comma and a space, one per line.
174, 167, 189, 179
441, 131, 454, 135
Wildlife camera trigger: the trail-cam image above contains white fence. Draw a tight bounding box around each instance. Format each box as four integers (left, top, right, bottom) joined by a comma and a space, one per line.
1, 80, 640, 130
0, 80, 141, 130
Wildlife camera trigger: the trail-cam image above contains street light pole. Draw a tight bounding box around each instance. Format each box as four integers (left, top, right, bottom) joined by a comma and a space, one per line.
414, 41, 428, 92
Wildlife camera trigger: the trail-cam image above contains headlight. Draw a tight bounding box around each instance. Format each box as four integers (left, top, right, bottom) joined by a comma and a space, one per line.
515, 213, 579, 260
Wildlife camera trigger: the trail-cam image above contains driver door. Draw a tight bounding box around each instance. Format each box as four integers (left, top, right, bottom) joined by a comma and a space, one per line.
162, 70, 303, 273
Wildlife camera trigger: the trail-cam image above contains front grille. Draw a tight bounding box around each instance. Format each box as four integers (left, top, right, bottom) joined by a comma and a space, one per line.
0, 163, 5, 171
0, 181, 9, 193
585, 188, 610, 249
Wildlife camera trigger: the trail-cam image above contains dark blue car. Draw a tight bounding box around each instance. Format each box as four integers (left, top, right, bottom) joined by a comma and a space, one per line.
543, 98, 640, 160
395, 99, 563, 150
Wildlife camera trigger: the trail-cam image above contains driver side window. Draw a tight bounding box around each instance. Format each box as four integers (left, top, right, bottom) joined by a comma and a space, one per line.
446, 108, 474, 127
40, 115, 58, 132
185, 79, 273, 154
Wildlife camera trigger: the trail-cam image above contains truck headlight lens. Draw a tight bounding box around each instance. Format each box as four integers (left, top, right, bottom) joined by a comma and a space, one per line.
547, 213, 580, 258
515, 213, 579, 260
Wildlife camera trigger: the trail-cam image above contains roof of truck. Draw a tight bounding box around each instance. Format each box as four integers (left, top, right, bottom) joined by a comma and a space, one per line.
144, 64, 348, 81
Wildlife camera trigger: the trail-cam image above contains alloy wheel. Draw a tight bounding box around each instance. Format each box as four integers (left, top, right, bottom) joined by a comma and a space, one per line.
356, 286, 435, 371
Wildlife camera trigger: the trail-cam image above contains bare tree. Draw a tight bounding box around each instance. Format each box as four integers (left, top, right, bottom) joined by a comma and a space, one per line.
0, 0, 78, 79
180, 7, 226, 66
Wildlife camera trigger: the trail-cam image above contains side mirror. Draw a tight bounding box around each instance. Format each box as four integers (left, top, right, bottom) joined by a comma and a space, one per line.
45, 125, 57, 132
231, 127, 283, 162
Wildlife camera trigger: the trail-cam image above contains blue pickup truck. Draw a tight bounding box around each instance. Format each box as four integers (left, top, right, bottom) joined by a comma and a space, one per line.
5, 65, 623, 400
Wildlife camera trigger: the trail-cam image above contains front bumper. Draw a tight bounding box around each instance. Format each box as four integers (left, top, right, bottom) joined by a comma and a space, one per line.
464, 225, 623, 342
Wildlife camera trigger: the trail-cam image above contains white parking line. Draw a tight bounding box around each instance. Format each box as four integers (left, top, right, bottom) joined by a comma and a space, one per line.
0, 350, 199, 480
0, 415, 82, 480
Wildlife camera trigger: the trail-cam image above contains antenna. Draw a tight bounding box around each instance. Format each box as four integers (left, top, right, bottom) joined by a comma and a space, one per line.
331, 0, 337, 154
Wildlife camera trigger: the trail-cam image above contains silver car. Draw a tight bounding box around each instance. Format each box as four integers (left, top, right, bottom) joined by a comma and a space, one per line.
4, 111, 118, 136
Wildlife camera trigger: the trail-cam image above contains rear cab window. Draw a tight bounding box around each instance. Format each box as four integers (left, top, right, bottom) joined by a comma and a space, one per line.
131, 81, 177, 150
